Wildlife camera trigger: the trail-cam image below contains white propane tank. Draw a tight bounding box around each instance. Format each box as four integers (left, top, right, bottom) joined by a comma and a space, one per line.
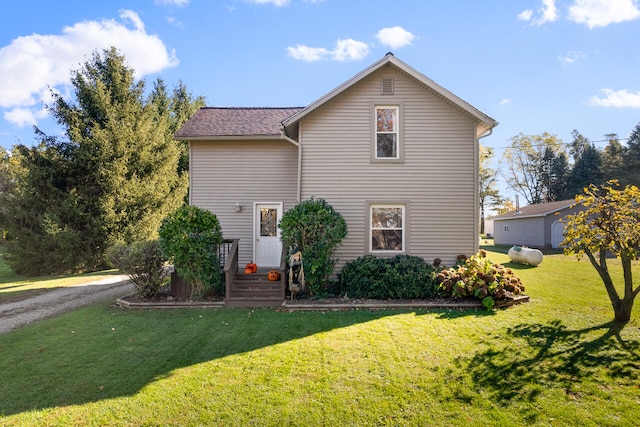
508, 246, 543, 266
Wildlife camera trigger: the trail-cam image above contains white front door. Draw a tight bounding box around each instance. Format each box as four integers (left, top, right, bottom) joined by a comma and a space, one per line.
254, 202, 283, 267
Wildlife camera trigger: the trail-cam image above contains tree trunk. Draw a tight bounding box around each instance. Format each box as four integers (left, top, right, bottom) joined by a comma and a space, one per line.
614, 251, 637, 323
614, 297, 634, 323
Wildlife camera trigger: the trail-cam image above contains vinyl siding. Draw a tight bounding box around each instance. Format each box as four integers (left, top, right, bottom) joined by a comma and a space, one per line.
190, 140, 298, 265
494, 217, 545, 247
298, 67, 480, 266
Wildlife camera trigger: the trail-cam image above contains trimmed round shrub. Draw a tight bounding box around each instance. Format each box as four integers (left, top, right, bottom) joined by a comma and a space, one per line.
340, 254, 439, 299
158, 206, 223, 298
279, 197, 348, 297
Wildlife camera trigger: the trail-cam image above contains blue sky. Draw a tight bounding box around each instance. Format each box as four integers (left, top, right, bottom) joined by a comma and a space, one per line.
1, 0, 639, 203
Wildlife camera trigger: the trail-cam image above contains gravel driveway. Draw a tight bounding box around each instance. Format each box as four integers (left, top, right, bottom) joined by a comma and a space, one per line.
0, 276, 133, 334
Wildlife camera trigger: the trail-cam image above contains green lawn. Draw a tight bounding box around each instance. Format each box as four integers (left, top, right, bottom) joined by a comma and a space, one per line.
0, 248, 639, 426
0, 244, 121, 303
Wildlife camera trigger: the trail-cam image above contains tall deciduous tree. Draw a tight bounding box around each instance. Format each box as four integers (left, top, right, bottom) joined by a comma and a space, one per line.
562, 181, 640, 322
494, 199, 515, 215
1, 47, 197, 275
501, 133, 566, 204
479, 145, 503, 234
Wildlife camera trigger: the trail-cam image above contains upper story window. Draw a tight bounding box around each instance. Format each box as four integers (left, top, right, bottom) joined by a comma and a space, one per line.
375, 106, 399, 159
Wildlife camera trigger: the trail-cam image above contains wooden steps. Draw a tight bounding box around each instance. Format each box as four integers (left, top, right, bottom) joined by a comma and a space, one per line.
225, 271, 284, 308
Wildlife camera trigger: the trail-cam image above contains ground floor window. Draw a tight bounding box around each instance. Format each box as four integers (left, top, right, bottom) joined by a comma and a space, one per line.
370, 204, 405, 252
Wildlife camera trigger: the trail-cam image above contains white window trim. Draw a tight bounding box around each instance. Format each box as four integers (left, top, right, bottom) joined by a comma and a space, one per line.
371, 103, 404, 164
375, 105, 399, 160
367, 202, 409, 254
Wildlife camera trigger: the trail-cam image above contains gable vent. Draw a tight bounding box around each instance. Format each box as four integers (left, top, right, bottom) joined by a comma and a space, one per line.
381, 77, 394, 95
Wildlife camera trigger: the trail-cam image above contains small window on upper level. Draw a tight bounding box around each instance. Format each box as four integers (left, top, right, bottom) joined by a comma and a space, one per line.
504, 225, 509, 232
375, 106, 399, 159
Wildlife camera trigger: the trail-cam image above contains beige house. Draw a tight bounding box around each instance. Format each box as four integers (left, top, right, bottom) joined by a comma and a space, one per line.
175, 53, 497, 304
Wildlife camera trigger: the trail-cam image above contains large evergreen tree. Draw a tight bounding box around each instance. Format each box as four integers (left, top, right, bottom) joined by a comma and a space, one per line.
1, 47, 197, 275
622, 121, 640, 187
600, 134, 626, 183
149, 79, 205, 175
566, 130, 603, 197
548, 150, 570, 200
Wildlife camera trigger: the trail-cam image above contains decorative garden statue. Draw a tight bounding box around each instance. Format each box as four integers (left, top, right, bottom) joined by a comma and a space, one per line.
288, 250, 305, 300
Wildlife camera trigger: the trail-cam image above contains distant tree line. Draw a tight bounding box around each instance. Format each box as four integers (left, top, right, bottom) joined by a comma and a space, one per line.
501, 124, 640, 205
0, 47, 204, 275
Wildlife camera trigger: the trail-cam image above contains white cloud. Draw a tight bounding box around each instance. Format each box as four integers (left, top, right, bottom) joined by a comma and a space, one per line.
287, 45, 330, 62
499, 98, 512, 106
588, 89, 640, 108
0, 10, 177, 126
536, 0, 559, 25
332, 39, 370, 61
4, 107, 48, 127
517, 9, 534, 21
154, 0, 190, 6
119, 9, 145, 32
375, 27, 415, 50
569, 0, 640, 28
248, 0, 290, 6
287, 38, 369, 62
558, 50, 586, 64
519, 0, 559, 25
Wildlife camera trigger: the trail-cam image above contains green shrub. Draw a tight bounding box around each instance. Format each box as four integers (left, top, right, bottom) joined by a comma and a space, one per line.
106, 240, 167, 298
436, 249, 525, 309
340, 254, 439, 299
279, 198, 348, 297
158, 206, 223, 299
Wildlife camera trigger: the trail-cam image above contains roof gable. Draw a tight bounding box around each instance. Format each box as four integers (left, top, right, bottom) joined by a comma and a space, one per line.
174, 53, 497, 141
492, 199, 576, 221
174, 107, 303, 140
282, 53, 498, 138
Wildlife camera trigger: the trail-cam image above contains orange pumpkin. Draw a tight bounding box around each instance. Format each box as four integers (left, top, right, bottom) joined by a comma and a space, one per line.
267, 270, 280, 281
244, 263, 257, 274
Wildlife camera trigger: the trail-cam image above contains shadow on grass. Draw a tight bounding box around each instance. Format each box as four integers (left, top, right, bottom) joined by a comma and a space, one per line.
459, 319, 640, 402
0, 304, 454, 416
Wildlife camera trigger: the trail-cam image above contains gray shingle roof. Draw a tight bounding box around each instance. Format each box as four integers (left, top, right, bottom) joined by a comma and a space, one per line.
174, 107, 304, 139
492, 199, 576, 220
